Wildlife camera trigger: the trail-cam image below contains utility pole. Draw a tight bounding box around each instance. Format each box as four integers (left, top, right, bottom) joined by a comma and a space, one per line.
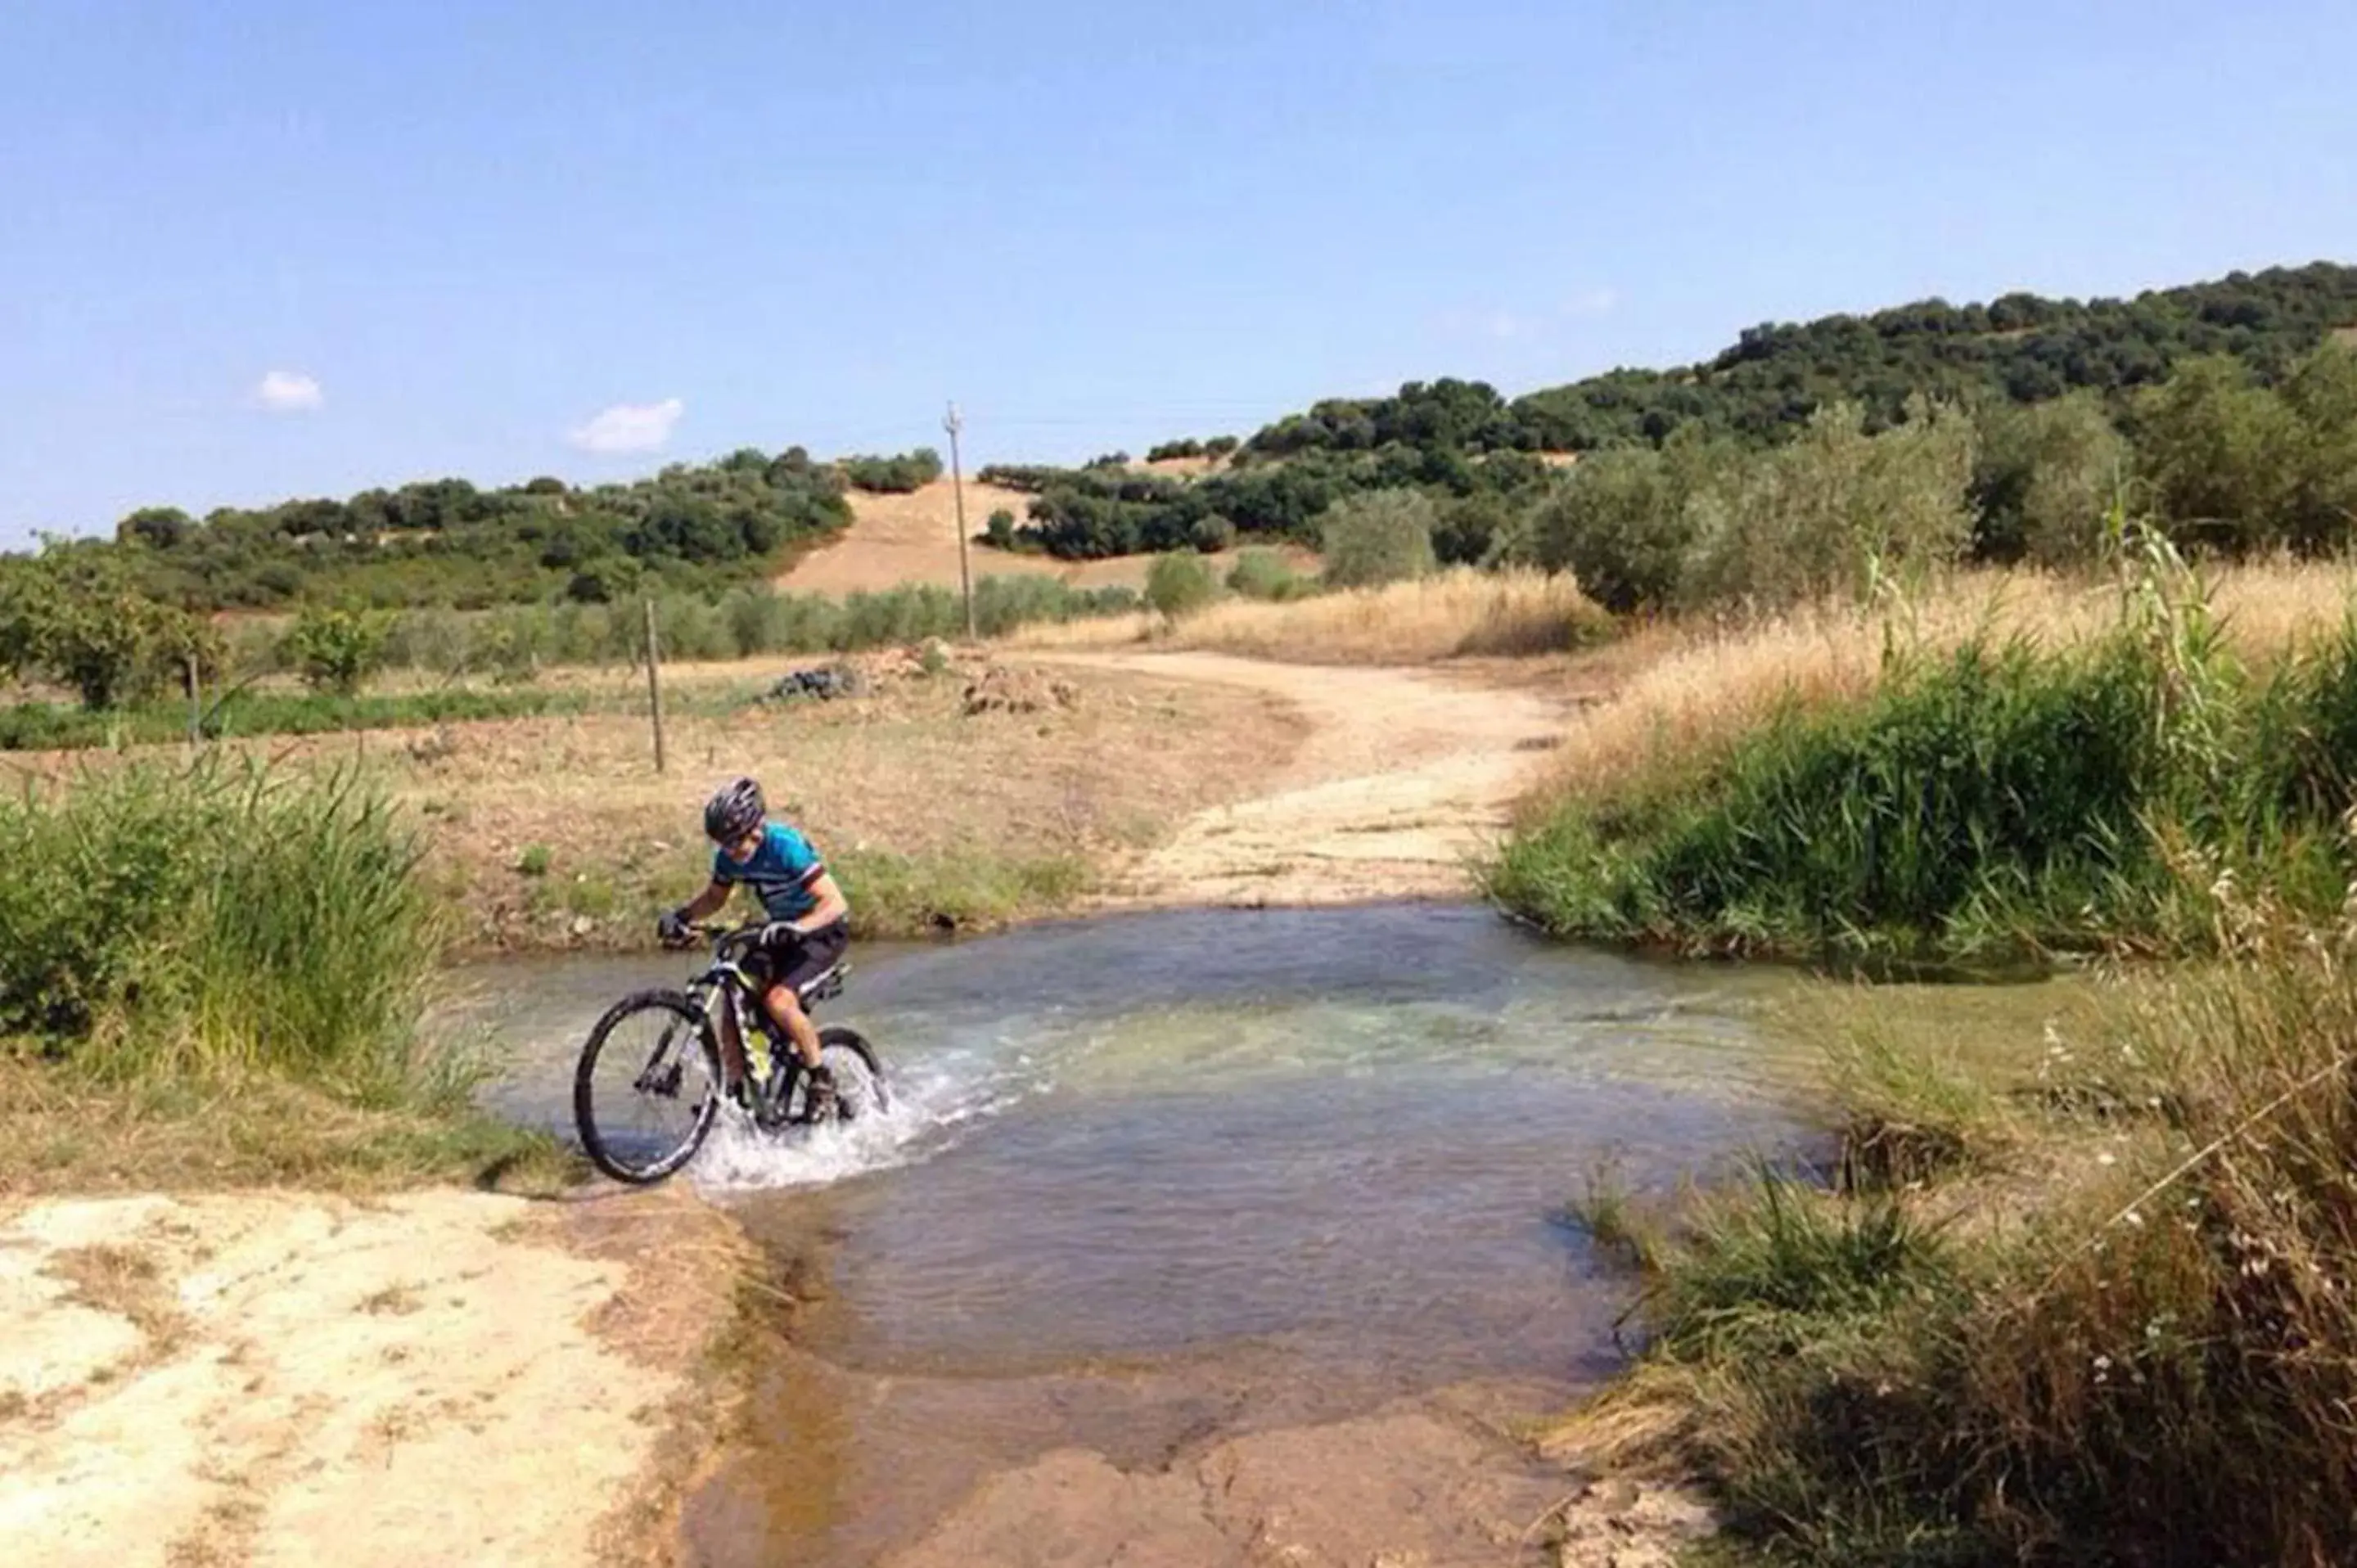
944, 400, 976, 641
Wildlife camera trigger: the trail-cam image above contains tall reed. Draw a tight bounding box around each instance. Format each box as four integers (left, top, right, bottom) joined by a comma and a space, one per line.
1491, 539, 2357, 962
0, 754, 446, 1102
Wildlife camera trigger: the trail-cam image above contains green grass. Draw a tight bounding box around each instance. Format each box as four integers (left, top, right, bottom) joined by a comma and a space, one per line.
1562, 923, 2357, 1568
0, 685, 596, 752
0, 752, 566, 1193
834, 846, 1093, 936
1489, 564, 2357, 964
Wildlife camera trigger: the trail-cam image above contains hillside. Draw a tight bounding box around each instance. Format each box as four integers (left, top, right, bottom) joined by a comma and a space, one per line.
1244, 259, 2357, 457
777, 480, 1321, 596
9, 259, 2350, 608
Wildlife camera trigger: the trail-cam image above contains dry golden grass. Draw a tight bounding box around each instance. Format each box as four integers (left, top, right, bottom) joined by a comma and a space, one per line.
46, 1242, 187, 1352
1, 654, 1308, 953
1011, 567, 1608, 665
774, 478, 1320, 596
0, 1054, 581, 1197
775, 480, 1055, 595
1517, 558, 2357, 820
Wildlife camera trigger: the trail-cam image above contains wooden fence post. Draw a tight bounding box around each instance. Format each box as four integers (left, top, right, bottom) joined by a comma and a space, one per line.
642, 598, 667, 774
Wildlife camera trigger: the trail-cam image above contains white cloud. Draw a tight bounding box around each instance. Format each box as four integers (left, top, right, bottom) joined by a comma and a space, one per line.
568, 397, 684, 454
1438, 290, 1618, 343
1439, 307, 1535, 341
255, 370, 323, 412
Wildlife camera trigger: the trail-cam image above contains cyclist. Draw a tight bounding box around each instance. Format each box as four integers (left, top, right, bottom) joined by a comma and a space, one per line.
656, 776, 850, 1119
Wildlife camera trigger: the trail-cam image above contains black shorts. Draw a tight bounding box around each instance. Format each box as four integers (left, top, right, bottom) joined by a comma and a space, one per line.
742, 918, 850, 999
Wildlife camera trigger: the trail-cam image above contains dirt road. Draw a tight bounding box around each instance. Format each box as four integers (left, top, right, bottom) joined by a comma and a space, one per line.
1021, 651, 1574, 908
0, 1186, 741, 1568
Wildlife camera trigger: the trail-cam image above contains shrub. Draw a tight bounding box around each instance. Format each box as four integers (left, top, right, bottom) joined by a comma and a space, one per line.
1225, 547, 1308, 602
0, 544, 219, 708
1529, 442, 1715, 613
1578, 911, 2357, 1566
836, 448, 944, 494
1143, 553, 1218, 619
1188, 514, 1237, 553
1971, 390, 2134, 564
1681, 398, 1977, 611
281, 604, 394, 695
1319, 489, 1439, 588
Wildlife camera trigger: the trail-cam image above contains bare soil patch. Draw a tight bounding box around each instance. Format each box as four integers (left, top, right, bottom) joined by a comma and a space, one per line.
0, 1184, 745, 1568
1019, 651, 1583, 908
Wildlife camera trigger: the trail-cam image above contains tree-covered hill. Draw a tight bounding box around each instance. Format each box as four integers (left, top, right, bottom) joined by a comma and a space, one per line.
30, 446, 944, 614
1249, 260, 2357, 457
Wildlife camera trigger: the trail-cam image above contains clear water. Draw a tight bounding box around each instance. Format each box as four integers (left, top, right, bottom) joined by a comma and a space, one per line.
440, 903, 1818, 1562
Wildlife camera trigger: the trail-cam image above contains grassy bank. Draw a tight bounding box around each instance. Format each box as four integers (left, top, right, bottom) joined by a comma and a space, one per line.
0, 755, 574, 1194
1490, 547, 2357, 962
1557, 908, 2357, 1566
1505, 543, 2357, 1564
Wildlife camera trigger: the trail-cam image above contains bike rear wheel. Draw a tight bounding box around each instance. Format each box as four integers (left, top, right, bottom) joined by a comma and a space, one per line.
574, 989, 722, 1183
778, 1024, 889, 1124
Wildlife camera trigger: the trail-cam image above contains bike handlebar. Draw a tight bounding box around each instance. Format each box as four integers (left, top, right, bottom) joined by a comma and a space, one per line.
663, 921, 760, 952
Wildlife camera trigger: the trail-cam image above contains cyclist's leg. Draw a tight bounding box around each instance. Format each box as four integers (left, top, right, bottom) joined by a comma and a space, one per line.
756, 921, 848, 1069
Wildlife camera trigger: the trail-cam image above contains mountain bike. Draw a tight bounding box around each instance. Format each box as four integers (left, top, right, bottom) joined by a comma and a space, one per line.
571, 922, 890, 1185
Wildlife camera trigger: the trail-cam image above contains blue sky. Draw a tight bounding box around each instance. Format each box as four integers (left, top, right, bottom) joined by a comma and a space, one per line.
3, 0, 2353, 546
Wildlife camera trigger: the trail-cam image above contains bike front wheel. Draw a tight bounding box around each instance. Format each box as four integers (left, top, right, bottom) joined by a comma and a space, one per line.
574, 989, 723, 1184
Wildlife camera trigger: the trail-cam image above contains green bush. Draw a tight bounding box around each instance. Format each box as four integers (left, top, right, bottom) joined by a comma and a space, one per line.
1188, 514, 1237, 553
1681, 398, 1977, 611
1596, 921, 2357, 1566
2129, 345, 2357, 556
1225, 547, 1308, 602
1143, 553, 1218, 619
837, 448, 944, 494
1971, 390, 2134, 564
0, 687, 587, 752
280, 604, 394, 695
0, 756, 444, 1097
1528, 439, 1723, 612
1319, 489, 1438, 588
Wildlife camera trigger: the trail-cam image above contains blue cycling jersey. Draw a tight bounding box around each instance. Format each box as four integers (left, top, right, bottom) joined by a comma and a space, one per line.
713, 822, 828, 921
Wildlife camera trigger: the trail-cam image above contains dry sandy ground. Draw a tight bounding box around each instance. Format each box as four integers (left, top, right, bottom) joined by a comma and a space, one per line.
0, 1184, 742, 1568
1023, 651, 1580, 908
881, 1410, 1712, 1568
775, 479, 1319, 597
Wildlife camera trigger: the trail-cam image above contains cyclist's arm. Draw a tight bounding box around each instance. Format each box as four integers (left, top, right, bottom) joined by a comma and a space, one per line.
676, 879, 732, 923
783, 870, 848, 935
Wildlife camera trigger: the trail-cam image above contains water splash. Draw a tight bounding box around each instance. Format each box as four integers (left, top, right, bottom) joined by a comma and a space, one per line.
684, 1041, 1046, 1194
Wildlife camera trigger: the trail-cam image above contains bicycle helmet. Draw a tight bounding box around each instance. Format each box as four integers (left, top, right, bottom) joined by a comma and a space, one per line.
704, 777, 766, 843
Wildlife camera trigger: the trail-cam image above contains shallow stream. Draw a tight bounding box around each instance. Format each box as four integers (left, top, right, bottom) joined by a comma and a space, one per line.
442, 903, 1819, 1562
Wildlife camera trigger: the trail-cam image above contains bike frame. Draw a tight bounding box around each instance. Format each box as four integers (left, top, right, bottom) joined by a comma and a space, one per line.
681, 928, 780, 1095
